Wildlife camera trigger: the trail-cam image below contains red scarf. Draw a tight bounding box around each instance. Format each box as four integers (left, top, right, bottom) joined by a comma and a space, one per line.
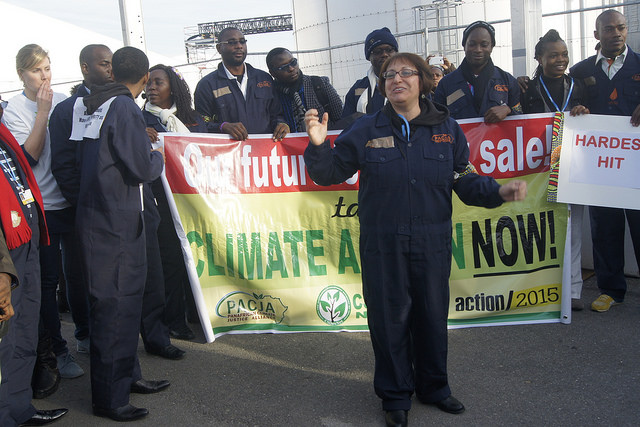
0, 123, 49, 250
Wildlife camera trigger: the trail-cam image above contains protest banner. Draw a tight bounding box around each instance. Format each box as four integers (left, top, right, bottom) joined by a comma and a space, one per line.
554, 114, 640, 209
160, 114, 568, 342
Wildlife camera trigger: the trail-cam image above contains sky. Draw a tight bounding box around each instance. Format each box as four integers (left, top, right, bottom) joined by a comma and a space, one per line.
0, 0, 294, 94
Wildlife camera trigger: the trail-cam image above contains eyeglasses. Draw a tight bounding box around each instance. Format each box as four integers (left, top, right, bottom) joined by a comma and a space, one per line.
275, 58, 298, 72
218, 38, 247, 46
381, 69, 420, 80
371, 46, 397, 56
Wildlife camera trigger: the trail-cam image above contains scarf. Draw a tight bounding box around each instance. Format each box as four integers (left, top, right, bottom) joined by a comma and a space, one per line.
0, 124, 48, 250
356, 66, 381, 114
274, 71, 306, 132
84, 83, 132, 115
144, 103, 191, 133
459, 58, 496, 113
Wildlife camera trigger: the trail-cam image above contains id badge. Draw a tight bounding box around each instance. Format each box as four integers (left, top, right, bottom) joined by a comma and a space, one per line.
20, 189, 35, 205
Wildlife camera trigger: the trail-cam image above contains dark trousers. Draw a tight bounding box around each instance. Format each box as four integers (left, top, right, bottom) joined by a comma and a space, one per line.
153, 180, 191, 330
79, 210, 146, 410
140, 206, 170, 351
361, 230, 451, 412
40, 208, 89, 356
0, 228, 40, 426
589, 206, 640, 301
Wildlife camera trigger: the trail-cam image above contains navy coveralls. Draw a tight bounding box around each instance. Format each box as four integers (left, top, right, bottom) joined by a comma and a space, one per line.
48, 84, 90, 343
304, 105, 503, 411
194, 62, 284, 134
75, 95, 163, 410
342, 75, 386, 118
570, 46, 640, 302
433, 66, 521, 120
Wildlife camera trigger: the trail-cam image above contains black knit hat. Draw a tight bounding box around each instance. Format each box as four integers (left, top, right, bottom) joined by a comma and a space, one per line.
462, 21, 496, 47
364, 27, 398, 60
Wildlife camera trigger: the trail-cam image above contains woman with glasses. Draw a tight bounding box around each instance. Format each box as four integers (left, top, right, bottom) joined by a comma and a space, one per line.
434, 21, 522, 122
304, 52, 527, 427
266, 47, 343, 132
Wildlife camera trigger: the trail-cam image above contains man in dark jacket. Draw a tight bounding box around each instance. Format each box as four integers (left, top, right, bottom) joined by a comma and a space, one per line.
49, 44, 113, 361
194, 27, 288, 141
341, 27, 398, 119
569, 9, 640, 312
267, 47, 343, 132
434, 21, 522, 122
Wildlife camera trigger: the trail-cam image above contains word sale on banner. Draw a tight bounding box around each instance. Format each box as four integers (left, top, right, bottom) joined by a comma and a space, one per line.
161, 113, 568, 342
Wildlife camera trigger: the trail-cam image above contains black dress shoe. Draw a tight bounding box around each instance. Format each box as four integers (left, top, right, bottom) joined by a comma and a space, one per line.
384, 410, 408, 427
434, 395, 465, 414
130, 378, 170, 394
169, 326, 195, 340
21, 408, 68, 426
93, 404, 148, 422
32, 365, 60, 399
146, 343, 186, 360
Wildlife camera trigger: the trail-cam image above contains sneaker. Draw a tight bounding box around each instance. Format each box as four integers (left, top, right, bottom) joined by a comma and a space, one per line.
591, 294, 621, 312
77, 338, 90, 354
56, 353, 84, 379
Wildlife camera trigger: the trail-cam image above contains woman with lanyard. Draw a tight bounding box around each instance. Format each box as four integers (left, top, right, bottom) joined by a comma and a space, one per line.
144, 64, 206, 345
305, 52, 527, 427
520, 29, 590, 311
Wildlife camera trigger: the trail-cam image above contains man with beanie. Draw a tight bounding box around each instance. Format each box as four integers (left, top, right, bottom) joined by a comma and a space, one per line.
341, 27, 398, 119
434, 20, 521, 122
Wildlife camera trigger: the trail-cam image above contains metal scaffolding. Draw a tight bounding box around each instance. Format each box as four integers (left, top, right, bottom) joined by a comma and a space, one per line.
184, 14, 293, 64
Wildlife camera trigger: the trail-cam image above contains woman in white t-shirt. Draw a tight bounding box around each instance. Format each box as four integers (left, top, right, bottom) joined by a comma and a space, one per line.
2, 44, 84, 383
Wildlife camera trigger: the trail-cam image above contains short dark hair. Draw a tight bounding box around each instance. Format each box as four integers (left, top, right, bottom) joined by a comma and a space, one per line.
378, 52, 433, 98
79, 44, 110, 66
266, 47, 290, 70
533, 29, 565, 78
596, 9, 624, 30
218, 26, 242, 42
112, 46, 148, 84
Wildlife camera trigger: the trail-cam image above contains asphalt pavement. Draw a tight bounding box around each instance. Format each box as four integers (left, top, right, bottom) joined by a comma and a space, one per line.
36, 273, 639, 426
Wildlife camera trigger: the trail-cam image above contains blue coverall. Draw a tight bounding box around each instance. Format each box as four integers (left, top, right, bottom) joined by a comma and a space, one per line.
304, 102, 504, 411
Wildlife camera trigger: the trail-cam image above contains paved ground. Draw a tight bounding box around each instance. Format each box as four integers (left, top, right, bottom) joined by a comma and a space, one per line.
35, 273, 639, 426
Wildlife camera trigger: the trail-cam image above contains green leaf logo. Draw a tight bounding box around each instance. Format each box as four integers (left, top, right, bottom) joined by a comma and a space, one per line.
316, 286, 351, 326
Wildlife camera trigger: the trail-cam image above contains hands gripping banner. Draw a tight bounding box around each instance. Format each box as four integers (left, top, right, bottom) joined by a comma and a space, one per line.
161, 113, 569, 342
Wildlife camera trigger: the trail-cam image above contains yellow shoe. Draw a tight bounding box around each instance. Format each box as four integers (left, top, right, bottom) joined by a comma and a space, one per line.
591, 294, 620, 312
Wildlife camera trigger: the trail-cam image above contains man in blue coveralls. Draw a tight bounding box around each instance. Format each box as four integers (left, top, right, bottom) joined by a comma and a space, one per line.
194, 27, 289, 141
70, 46, 168, 422
570, 10, 640, 312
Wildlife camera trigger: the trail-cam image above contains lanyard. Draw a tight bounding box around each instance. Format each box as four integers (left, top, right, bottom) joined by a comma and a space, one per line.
0, 147, 24, 192
539, 76, 574, 112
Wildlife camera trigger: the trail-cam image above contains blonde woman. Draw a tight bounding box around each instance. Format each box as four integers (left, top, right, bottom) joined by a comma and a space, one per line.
2, 45, 83, 391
